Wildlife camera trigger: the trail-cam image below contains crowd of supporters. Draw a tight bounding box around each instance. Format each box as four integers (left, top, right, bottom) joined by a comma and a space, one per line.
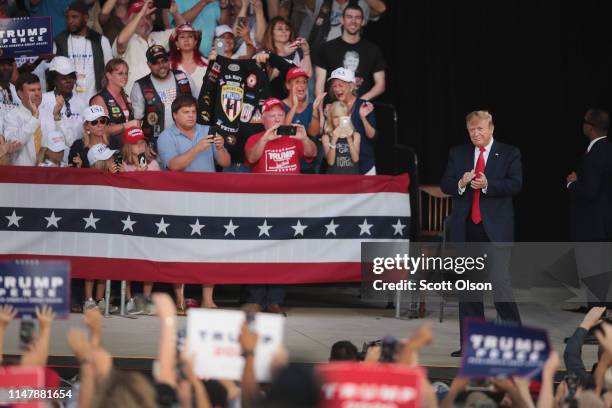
2, 302, 612, 407
5, 2, 612, 407
0, 0, 386, 313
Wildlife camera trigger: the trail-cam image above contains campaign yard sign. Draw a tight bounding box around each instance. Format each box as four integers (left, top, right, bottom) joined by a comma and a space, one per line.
0, 260, 70, 319
186, 309, 284, 381
318, 362, 424, 408
461, 319, 550, 378
0, 17, 53, 58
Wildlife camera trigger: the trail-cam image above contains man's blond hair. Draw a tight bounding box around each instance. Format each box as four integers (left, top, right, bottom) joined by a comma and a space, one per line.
466, 110, 494, 130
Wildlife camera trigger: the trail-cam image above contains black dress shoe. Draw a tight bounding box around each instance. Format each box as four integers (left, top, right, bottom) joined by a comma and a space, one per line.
451, 349, 462, 357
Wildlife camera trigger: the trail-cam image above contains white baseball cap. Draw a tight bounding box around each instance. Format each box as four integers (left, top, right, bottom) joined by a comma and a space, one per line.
83, 105, 109, 122
87, 143, 116, 165
214, 25, 234, 38
327, 67, 356, 84
43, 130, 69, 153
49, 56, 76, 75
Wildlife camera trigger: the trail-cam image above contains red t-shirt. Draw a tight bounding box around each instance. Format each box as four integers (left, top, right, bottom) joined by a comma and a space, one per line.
244, 131, 313, 173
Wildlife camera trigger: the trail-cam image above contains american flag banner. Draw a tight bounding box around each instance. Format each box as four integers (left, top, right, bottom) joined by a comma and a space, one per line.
0, 167, 410, 284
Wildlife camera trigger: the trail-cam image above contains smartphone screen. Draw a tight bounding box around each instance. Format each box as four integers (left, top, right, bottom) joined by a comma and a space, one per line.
277, 125, 297, 136
19, 320, 35, 350
215, 39, 225, 56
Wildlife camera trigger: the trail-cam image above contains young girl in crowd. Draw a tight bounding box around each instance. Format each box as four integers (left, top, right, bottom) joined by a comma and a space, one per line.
119, 126, 160, 314
38, 131, 69, 167
169, 23, 208, 96
322, 101, 360, 174
82, 142, 120, 312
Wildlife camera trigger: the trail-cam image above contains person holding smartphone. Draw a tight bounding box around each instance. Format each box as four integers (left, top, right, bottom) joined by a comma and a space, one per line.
262, 16, 312, 100
118, 126, 160, 314
243, 97, 316, 313
322, 101, 360, 174
158, 94, 230, 312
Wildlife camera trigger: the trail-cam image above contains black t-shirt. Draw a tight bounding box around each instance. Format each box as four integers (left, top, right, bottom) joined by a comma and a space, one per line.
315, 37, 386, 97
68, 139, 91, 168
269, 49, 304, 100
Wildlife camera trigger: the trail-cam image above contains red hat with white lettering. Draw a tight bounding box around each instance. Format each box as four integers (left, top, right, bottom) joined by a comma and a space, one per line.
123, 127, 145, 145
285, 67, 309, 84
262, 98, 284, 114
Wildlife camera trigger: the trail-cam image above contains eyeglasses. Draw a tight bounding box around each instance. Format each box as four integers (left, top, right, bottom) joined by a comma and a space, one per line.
89, 117, 109, 126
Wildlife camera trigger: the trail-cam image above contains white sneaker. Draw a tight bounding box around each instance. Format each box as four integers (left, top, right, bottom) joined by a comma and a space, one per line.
97, 298, 118, 314
127, 297, 145, 315
83, 298, 97, 311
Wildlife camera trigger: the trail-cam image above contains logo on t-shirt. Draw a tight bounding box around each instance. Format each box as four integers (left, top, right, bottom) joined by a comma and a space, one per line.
221, 84, 243, 122
265, 146, 297, 172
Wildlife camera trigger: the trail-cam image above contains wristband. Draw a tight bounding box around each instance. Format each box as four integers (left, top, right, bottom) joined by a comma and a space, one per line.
241, 350, 254, 358
328, 143, 336, 149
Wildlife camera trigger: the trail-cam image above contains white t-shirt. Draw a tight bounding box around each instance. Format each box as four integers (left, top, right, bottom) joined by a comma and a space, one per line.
53, 34, 113, 102
112, 29, 174, 95
177, 60, 208, 97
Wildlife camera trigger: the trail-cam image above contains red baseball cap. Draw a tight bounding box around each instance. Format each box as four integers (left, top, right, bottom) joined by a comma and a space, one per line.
285, 67, 309, 84
123, 127, 145, 145
128, 1, 145, 17
262, 98, 285, 114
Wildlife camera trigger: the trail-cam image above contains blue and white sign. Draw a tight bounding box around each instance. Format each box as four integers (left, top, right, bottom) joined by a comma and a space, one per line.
0, 260, 70, 319
0, 17, 53, 58
460, 319, 550, 378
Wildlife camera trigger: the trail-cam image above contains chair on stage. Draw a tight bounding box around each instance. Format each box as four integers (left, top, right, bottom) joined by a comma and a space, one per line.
416, 185, 452, 321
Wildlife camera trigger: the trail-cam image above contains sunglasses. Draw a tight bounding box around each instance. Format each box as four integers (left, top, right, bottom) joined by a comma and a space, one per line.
89, 117, 109, 126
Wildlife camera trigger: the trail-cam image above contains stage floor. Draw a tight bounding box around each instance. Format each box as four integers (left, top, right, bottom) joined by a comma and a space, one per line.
1, 301, 598, 378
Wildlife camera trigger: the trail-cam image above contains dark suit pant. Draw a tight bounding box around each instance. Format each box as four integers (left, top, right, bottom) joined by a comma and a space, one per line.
458, 220, 521, 348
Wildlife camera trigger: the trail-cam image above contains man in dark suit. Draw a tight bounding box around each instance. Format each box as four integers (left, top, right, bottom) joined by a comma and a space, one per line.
567, 108, 612, 309
440, 110, 522, 357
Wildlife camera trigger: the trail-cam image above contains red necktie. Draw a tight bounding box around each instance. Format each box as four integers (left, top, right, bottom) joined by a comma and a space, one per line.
471, 147, 486, 224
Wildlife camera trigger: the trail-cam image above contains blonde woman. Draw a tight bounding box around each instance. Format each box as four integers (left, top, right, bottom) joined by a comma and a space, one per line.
69, 105, 111, 168
82, 142, 121, 313
322, 101, 360, 174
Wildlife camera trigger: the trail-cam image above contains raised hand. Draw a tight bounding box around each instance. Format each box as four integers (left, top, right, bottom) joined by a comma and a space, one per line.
35, 305, 55, 332
0, 304, 17, 329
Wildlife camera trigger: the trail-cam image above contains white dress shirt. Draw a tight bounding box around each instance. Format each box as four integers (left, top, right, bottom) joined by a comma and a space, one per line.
458, 137, 494, 195
587, 135, 607, 153
3, 104, 40, 166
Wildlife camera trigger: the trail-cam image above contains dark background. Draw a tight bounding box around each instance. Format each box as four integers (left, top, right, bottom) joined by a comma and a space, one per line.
364, 0, 612, 241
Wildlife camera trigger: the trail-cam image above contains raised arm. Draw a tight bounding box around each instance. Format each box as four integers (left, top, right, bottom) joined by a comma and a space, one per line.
0, 305, 17, 365
99, 0, 118, 25
115, 0, 154, 56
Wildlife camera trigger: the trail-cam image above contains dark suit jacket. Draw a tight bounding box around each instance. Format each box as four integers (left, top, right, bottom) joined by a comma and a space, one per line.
568, 137, 612, 241
440, 140, 522, 242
